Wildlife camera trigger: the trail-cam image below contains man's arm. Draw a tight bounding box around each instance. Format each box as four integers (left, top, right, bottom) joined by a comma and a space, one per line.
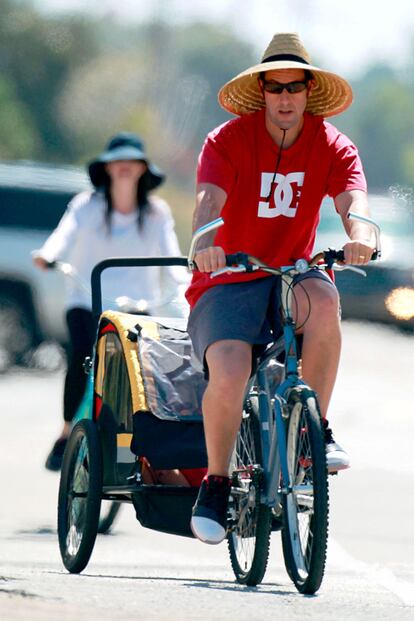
192, 182, 228, 272
334, 189, 376, 265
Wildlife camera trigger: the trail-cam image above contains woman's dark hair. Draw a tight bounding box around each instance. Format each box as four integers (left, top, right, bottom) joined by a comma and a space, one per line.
103, 170, 152, 232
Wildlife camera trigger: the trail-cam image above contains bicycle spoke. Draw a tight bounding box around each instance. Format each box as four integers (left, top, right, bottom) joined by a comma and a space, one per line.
64, 437, 91, 555
228, 407, 271, 585
58, 420, 102, 574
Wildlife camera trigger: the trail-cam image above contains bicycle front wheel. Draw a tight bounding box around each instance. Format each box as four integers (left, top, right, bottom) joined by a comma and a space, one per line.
227, 400, 272, 586
58, 420, 103, 573
281, 388, 329, 594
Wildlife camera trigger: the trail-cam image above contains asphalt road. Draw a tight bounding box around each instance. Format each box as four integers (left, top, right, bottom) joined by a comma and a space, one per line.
1, 321, 414, 620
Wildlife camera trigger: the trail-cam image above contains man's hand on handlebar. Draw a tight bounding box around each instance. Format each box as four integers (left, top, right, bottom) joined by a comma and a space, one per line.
341, 239, 376, 266
194, 246, 227, 272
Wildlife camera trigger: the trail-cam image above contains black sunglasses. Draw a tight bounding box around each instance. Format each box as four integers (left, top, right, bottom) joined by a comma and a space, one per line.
261, 80, 308, 95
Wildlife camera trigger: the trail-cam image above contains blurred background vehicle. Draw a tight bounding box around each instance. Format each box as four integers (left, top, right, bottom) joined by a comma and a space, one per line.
315, 193, 414, 331
0, 160, 90, 369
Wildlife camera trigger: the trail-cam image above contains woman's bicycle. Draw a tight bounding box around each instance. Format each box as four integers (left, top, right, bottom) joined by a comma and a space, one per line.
57, 213, 380, 595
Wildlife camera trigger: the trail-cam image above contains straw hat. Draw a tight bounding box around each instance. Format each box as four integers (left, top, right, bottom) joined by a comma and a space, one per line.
218, 32, 353, 118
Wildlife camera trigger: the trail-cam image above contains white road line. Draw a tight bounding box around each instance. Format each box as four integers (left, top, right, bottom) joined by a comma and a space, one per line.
329, 538, 414, 606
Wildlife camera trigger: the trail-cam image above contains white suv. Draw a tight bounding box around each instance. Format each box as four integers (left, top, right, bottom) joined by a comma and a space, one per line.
0, 160, 90, 367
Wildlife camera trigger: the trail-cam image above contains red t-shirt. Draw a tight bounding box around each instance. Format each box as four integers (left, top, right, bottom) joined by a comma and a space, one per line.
186, 110, 367, 307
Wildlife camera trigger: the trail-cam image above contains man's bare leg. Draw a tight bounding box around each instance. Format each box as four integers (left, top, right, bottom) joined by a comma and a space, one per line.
202, 340, 252, 476
293, 278, 341, 417
191, 339, 252, 544
293, 277, 349, 472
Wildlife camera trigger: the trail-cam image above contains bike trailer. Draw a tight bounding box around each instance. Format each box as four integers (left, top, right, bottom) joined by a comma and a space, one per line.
93, 310, 207, 537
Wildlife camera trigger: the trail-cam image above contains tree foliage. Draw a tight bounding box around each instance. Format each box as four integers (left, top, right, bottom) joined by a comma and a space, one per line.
0, 75, 40, 158
0, 0, 98, 160
335, 63, 414, 191
0, 0, 413, 200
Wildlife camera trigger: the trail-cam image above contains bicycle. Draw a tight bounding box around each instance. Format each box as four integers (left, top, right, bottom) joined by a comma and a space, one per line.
56, 213, 380, 595
211, 212, 381, 593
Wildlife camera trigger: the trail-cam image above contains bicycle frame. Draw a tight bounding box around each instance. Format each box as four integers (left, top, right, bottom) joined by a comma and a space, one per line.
230, 211, 382, 512
246, 268, 305, 509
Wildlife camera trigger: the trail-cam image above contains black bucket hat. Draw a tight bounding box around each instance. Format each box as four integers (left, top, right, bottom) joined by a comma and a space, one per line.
87, 132, 165, 190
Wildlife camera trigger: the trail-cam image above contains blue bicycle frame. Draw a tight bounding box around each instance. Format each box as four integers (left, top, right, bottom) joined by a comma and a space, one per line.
245, 267, 308, 509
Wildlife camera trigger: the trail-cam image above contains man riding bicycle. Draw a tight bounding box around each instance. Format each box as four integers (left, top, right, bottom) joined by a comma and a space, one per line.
187, 32, 376, 544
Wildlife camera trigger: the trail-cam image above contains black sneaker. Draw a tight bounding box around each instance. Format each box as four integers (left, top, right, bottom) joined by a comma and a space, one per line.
190, 475, 231, 544
45, 438, 67, 472
323, 420, 350, 473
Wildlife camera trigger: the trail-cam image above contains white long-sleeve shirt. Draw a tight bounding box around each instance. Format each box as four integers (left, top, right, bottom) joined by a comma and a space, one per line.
38, 191, 189, 313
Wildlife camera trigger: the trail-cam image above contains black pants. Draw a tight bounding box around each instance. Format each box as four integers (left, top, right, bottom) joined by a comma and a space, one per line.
63, 308, 95, 422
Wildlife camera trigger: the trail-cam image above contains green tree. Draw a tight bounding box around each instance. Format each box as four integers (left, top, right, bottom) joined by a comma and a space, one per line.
335, 63, 414, 192
56, 19, 257, 188
0, 75, 40, 158
176, 22, 256, 149
2, 1, 414, 202
0, 0, 98, 161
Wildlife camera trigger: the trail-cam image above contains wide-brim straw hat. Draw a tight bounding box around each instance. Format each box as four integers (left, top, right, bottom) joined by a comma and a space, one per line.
218, 32, 353, 118
88, 131, 165, 190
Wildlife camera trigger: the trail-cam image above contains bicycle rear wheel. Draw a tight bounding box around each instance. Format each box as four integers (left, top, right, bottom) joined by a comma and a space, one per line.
227, 400, 272, 586
58, 420, 103, 573
281, 388, 329, 594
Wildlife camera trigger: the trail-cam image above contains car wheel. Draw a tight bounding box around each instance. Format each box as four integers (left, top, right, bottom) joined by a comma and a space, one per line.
0, 293, 35, 366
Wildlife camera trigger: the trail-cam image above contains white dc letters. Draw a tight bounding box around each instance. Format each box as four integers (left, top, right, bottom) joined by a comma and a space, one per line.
258, 172, 304, 218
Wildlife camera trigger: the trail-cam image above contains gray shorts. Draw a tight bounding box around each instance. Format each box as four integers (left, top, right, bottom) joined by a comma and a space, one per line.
187, 270, 335, 371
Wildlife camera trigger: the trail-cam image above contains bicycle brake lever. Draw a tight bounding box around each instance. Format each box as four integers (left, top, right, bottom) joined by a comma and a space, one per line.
210, 264, 247, 278
333, 264, 367, 277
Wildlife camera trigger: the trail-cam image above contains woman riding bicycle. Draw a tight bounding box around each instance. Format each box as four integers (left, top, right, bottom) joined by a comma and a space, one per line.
33, 131, 187, 471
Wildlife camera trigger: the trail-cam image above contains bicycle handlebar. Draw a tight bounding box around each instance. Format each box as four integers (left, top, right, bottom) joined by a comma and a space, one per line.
187, 217, 224, 269
309, 246, 379, 269
189, 212, 381, 276
42, 212, 380, 318
221, 246, 379, 278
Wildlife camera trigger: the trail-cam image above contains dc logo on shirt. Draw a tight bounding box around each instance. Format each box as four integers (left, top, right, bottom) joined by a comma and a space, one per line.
258, 172, 305, 218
